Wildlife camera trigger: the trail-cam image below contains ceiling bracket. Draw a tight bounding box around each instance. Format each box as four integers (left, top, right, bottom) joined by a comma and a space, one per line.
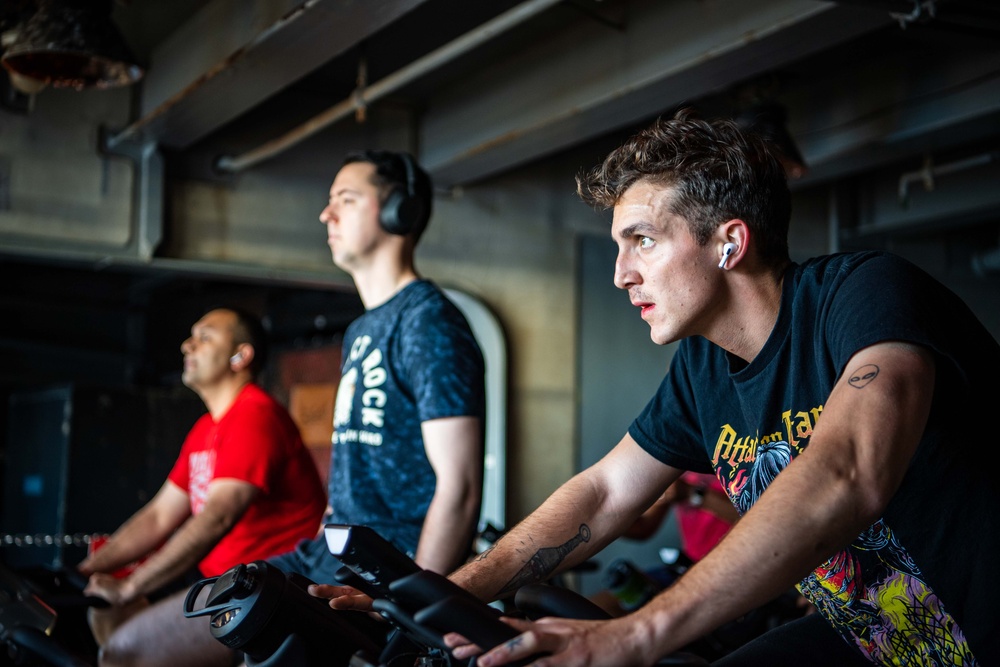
354, 55, 368, 123
98, 126, 164, 262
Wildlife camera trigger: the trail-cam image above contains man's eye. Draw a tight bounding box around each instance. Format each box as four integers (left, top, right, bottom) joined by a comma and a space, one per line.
639, 236, 655, 249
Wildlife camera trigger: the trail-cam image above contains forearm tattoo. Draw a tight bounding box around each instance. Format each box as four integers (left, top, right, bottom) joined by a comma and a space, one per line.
848, 364, 880, 389
474, 543, 496, 562
494, 524, 591, 598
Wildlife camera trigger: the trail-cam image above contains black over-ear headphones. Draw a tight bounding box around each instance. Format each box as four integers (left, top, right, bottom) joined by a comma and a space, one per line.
378, 152, 428, 236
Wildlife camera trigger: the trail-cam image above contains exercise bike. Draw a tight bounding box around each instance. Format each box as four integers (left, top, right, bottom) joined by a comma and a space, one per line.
183, 524, 710, 666
0, 561, 104, 667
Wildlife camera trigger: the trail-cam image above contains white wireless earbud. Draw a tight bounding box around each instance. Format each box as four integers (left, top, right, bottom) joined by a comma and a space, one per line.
718, 243, 738, 269
230, 352, 244, 365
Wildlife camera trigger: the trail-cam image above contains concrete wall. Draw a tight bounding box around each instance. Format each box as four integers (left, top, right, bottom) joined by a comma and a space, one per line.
423, 165, 605, 519
0, 88, 133, 248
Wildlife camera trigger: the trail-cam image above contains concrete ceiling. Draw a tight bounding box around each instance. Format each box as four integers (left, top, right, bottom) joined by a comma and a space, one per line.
92, 0, 1000, 190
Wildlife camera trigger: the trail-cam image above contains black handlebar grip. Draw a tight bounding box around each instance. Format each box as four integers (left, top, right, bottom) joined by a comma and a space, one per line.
372, 598, 451, 651
388, 570, 486, 610
414, 595, 518, 650
514, 583, 611, 621
57, 567, 91, 593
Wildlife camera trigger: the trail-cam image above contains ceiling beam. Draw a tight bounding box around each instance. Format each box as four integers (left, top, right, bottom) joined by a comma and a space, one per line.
419, 0, 890, 187
110, 0, 430, 149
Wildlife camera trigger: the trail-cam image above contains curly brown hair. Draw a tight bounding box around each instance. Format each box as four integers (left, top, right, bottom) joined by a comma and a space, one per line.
576, 109, 790, 264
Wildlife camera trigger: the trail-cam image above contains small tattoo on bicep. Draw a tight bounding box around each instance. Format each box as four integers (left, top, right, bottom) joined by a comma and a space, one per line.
848, 364, 879, 389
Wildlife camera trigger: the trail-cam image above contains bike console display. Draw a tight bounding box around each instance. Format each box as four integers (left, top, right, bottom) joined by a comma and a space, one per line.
323, 524, 421, 599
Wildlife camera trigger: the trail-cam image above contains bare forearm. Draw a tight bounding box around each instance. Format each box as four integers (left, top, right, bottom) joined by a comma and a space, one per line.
123, 509, 233, 598
79, 507, 176, 575
414, 491, 480, 574
417, 416, 485, 574
451, 473, 641, 601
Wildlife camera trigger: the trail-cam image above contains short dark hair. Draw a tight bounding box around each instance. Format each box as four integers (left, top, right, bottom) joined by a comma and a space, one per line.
576, 109, 791, 264
343, 149, 434, 242
222, 307, 268, 379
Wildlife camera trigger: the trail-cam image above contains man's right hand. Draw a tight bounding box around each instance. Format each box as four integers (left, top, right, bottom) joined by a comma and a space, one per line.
445, 615, 657, 667
307, 583, 375, 612
84, 573, 140, 606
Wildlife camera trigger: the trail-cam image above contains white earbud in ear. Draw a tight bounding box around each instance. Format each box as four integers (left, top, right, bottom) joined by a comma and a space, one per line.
230, 352, 244, 365
718, 243, 738, 269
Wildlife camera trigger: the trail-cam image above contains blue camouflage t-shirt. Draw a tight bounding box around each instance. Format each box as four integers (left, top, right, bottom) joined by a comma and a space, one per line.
328, 279, 485, 556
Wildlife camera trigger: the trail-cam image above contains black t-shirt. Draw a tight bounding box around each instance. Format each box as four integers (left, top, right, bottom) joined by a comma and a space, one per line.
630, 251, 998, 665
329, 280, 486, 555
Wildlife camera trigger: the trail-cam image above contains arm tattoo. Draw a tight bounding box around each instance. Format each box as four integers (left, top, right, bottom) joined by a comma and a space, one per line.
474, 543, 496, 562
494, 524, 591, 598
848, 364, 880, 389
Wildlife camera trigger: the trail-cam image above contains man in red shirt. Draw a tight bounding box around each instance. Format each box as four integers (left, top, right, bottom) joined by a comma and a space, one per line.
79, 307, 326, 666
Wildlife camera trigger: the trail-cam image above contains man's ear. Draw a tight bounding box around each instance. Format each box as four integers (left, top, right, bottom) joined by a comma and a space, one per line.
717, 220, 749, 270
230, 344, 254, 370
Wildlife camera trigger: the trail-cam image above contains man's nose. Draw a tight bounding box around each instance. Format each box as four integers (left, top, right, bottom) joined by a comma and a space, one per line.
180, 337, 193, 354
319, 204, 336, 225
613, 252, 637, 290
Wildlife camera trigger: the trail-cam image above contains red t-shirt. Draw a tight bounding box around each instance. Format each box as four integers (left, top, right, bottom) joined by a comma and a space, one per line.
673, 472, 733, 562
168, 383, 326, 576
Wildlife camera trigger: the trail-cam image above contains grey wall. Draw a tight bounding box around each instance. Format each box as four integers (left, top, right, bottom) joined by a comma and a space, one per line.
576, 233, 680, 594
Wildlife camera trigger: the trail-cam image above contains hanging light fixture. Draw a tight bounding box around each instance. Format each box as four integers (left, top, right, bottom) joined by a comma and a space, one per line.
1, 0, 143, 91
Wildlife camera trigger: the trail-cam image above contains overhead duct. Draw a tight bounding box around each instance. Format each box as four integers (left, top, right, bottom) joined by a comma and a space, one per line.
1, 0, 143, 91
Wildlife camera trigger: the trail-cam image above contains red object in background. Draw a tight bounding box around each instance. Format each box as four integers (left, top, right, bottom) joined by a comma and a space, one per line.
88, 535, 144, 579
279, 345, 342, 487
674, 472, 734, 562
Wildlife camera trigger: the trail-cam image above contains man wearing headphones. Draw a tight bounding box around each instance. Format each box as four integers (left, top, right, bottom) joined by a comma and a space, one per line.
228, 150, 486, 661
81, 307, 327, 666
269, 149, 486, 587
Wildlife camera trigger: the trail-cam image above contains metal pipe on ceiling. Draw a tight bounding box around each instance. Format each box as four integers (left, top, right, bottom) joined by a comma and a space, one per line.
215, 0, 565, 173
897, 151, 997, 206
